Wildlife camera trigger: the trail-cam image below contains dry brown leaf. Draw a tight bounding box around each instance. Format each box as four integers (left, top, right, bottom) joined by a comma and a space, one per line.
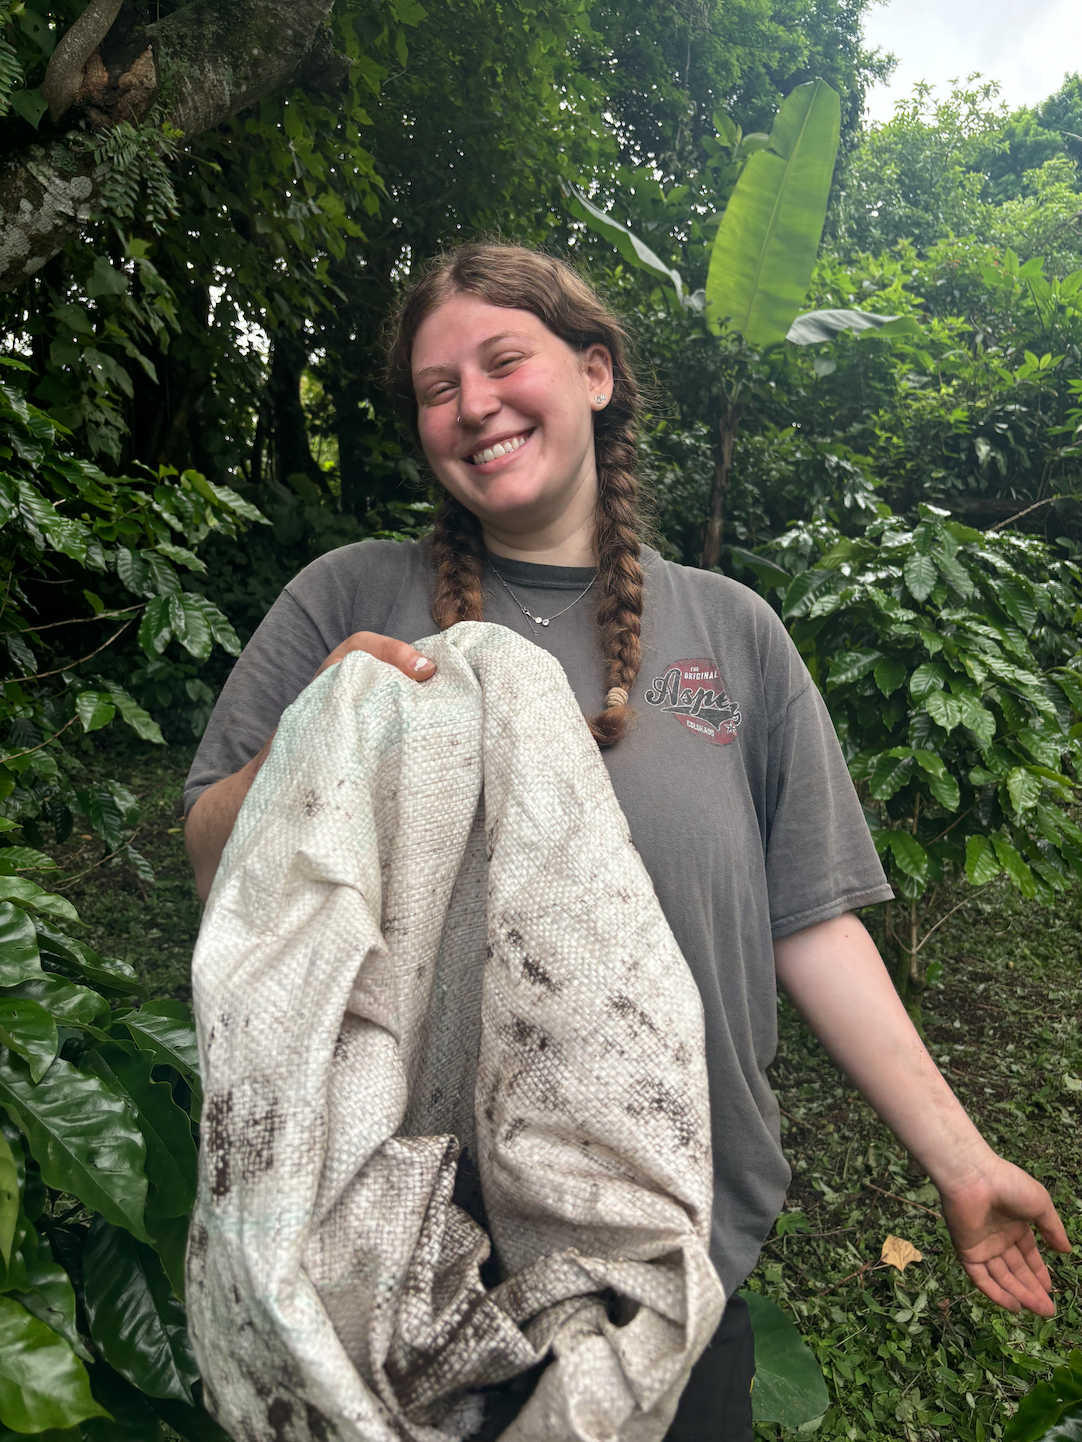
881, 1234, 924, 1272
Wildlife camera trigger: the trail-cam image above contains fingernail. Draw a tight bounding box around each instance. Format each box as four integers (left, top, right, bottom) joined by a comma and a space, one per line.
412, 655, 434, 671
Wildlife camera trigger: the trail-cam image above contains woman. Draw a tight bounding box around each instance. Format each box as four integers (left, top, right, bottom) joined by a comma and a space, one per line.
185, 244, 1069, 1441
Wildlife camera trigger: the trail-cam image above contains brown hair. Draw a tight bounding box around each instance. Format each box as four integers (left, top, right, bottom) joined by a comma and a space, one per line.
383, 242, 646, 746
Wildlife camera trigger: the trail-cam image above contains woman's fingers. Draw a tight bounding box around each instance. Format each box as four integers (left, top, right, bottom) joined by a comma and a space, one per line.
315, 631, 436, 681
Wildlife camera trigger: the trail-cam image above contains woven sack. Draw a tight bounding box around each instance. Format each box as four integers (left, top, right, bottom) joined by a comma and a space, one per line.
187, 622, 725, 1442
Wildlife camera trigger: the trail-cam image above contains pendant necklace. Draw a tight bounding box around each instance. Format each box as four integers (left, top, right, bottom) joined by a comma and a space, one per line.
488, 563, 596, 632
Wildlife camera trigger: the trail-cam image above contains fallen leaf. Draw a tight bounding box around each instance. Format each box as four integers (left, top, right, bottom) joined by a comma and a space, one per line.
881, 1235, 923, 1272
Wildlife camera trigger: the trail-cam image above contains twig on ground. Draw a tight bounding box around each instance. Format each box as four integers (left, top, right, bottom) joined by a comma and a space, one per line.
862, 1180, 943, 1221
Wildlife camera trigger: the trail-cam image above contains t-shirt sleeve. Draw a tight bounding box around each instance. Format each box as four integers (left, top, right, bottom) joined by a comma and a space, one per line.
764, 678, 894, 938
183, 588, 339, 816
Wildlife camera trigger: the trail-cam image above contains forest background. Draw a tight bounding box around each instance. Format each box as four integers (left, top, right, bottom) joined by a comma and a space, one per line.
2, 0, 1082, 1438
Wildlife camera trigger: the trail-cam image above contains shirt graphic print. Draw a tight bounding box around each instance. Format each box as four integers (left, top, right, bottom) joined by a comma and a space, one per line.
643, 658, 742, 746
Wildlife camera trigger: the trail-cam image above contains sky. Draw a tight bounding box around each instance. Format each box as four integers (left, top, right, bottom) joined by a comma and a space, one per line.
861, 0, 1082, 123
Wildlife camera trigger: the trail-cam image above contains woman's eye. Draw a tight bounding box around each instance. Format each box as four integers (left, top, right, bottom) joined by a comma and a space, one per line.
493, 353, 523, 370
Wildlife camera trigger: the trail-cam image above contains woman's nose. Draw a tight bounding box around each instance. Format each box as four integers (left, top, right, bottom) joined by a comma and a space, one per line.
457, 371, 500, 427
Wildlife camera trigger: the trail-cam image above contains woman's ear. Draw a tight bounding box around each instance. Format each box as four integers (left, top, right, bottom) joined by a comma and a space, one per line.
583, 344, 614, 406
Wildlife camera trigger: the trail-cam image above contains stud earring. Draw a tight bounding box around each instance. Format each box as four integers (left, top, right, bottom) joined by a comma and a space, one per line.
595, 394, 606, 404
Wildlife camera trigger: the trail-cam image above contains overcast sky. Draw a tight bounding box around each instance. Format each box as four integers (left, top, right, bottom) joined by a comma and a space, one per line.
861, 0, 1082, 123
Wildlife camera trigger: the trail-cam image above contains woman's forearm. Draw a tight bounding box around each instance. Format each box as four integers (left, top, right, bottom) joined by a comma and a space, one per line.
772, 911, 995, 1195
184, 736, 273, 903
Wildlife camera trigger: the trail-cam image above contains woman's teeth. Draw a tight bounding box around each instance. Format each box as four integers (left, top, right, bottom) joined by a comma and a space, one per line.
469, 433, 528, 465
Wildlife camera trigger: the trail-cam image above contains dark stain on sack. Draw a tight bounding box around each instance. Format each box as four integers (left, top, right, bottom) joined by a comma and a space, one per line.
607, 993, 659, 1038
267, 1396, 294, 1441
204, 1090, 281, 1198
624, 1075, 696, 1149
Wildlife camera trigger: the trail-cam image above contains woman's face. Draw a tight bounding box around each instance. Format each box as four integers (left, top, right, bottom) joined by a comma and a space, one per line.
411, 293, 613, 542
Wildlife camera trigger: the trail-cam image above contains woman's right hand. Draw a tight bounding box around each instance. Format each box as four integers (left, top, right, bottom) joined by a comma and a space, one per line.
314, 632, 437, 682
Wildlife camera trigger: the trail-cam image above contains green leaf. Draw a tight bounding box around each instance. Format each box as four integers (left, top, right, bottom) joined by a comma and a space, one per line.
562, 183, 687, 304
786, 308, 921, 344
121, 1002, 201, 1106
84, 1046, 196, 1219
75, 691, 116, 734
925, 690, 964, 734
957, 692, 996, 744
997, 578, 1037, 632
741, 1290, 828, 1427
969, 836, 1004, 876
10, 1230, 90, 1362
0, 999, 58, 1083
83, 1218, 199, 1403
0, 846, 57, 872
0, 1134, 17, 1268
827, 649, 882, 688
1, 977, 110, 1031
781, 568, 833, 619
887, 831, 929, 883
87, 259, 128, 298
175, 596, 213, 660
728, 546, 793, 591
0, 880, 77, 923
0, 1051, 150, 1241
0, 905, 41, 986
33, 923, 144, 999
705, 80, 841, 344
903, 553, 937, 602
77, 782, 139, 852
103, 684, 165, 746
1007, 767, 1043, 816
913, 752, 961, 810
137, 596, 172, 658
143, 1213, 188, 1302
0, 1295, 106, 1432
873, 656, 907, 697
992, 835, 1036, 898
9, 88, 48, 129
1004, 1350, 1082, 1441
869, 751, 914, 801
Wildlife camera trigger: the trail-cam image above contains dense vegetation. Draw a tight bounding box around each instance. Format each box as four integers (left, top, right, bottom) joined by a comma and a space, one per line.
1, 0, 1082, 1435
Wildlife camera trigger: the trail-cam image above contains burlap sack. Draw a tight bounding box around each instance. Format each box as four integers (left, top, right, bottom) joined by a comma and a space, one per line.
187, 622, 725, 1442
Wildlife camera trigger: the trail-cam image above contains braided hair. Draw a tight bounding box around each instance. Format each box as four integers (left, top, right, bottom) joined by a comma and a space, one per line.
384, 243, 646, 747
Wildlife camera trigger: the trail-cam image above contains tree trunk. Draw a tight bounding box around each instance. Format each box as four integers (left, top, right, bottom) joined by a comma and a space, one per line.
0, 0, 348, 292
699, 400, 741, 570
268, 331, 328, 493
885, 898, 928, 1030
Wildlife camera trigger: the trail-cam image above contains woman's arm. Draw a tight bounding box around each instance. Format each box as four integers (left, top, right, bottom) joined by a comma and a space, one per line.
773, 912, 1071, 1316
185, 633, 436, 903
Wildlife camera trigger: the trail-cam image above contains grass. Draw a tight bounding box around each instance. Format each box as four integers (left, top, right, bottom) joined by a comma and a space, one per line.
60, 740, 1082, 1442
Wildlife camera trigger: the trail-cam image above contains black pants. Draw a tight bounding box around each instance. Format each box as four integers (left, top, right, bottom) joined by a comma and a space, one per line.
664, 1295, 756, 1442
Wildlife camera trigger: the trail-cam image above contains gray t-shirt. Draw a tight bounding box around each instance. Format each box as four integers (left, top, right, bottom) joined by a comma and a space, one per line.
186, 536, 893, 1294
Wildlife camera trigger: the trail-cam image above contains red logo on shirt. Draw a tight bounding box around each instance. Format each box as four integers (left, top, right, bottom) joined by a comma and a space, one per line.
643, 658, 741, 746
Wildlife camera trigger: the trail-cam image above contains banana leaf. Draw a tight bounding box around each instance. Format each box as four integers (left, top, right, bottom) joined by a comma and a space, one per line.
705, 79, 841, 346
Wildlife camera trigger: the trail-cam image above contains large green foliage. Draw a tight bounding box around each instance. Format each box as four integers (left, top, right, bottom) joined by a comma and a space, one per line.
0, 882, 211, 1437
744, 504, 1082, 1004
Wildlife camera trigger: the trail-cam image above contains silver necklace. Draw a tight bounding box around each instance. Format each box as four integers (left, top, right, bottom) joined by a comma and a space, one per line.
488, 563, 596, 630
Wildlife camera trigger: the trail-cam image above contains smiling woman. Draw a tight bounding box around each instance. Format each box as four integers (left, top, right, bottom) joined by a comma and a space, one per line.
181, 242, 1069, 1442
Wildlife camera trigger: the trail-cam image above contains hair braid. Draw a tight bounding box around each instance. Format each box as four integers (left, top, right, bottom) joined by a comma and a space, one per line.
432, 493, 485, 628
384, 242, 649, 749
587, 417, 644, 747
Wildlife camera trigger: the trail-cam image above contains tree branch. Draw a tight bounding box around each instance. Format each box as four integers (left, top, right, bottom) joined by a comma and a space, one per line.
0, 0, 345, 292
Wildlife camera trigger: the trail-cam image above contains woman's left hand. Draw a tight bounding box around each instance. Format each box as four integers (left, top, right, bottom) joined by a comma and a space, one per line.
939, 1156, 1072, 1316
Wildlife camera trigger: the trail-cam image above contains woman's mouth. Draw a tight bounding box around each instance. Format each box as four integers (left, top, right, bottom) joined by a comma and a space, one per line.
465, 429, 534, 467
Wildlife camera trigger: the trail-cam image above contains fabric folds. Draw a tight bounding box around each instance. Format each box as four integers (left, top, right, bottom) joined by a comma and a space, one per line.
186, 621, 725, 1442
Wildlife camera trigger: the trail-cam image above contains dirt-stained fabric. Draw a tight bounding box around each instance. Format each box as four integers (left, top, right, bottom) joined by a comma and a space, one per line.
186, 621, 726, 1442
